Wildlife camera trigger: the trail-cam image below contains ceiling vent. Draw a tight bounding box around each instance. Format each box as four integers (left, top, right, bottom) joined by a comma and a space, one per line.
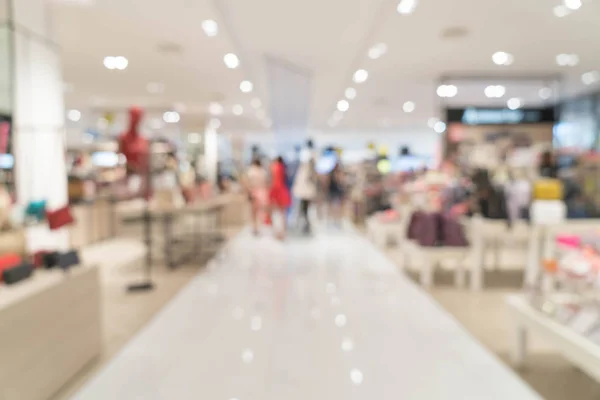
156, 42, 183, 55
440, 26, 469, 40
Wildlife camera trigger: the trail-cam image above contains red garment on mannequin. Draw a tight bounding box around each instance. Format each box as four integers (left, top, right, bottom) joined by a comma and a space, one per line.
118, 107, 149, 173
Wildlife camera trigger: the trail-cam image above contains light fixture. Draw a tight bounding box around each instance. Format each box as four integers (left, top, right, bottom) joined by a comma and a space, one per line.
397, 0, 417, 15
250, 316, 262, 332
232, 104, 244, 115
335, 314, 347, 327
103, 56, 128, 70
553, 5, 570, 17
492, 51, 514, 66
539, 87, 552, 100
564, 0, 582, 11
241, 349, 254, 364
341, 338, 354, 352
146, 82, 165, 93
427, 117, 439, 128
556, 53, 579, 66
484, 85, 506, 98
67, 109, 81, 122
436, 84, 458, 98
353, 69, 369, 84
507, 97, 522, 110
251, 98, 261, 108
188, 132, 201, 144
337, 100, 350, 112
402, 101, 415, 113
209, 102, 223, 115
350, 369, 364, 385
209, 118, 221, 129
240, 80, 254, 93
434, 121, 446, 133
582, 71, 600, 85
368, 43, 388, 60
163, 111, 180, 123
202, 19, 218, 37
224, 53, 240, 69
345, 87, 357, 100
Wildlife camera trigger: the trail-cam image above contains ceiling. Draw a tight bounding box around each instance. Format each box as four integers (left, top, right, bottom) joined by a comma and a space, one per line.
51, 0, 600, 135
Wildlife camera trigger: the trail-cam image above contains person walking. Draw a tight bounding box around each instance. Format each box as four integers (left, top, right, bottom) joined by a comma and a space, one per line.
292, 156, 317, 234
268, 156, 292, 240
244, 158, 269, 235
327, 161, 346, 227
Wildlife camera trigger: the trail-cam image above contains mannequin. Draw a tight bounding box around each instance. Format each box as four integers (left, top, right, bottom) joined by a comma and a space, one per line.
119, 106, 149, 174
119, 107, 150, 198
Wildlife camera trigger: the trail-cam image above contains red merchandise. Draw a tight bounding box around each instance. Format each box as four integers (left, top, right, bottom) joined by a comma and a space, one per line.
0, 253, 22, 282
46, 205, 75, 230
119, 107, 149, 174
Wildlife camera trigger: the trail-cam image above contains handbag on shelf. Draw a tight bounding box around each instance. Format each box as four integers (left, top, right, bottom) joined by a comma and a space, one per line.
0, 253, 23, 280
2, 262, 33, 285
25, 200, 46, 222
46, 205, 75, 230
533, 179, 563, 201
58, 250, 80, 270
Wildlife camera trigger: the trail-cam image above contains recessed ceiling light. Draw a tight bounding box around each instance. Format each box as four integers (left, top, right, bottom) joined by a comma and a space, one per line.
484, 85, 506, 98
582, 71, 600, 85
163, 111, 180, 123
345, 87, 357, 100
368, 43, 388, 60
209, 118, 221, 130
337, 100, 350, 112
224, 53, 240, 69
402, 101, 415, 113
556, 53, 579, 66
232, 104, 244, 115
564, 0, 582, 11
433, 121, 446, 133
241, 349, 254, 364
209, 102, 223, 115
507, 98, 522, 110
341, 337, 354, 352
353, 69, 369, 84
553, 5, 570, 17
202, 19, 218, 37
436, 84, 458, 98
240, 80, 253, 93
146, 82, 165, 93
335, 314, 347, 327
427, 117, 439, 128
250, 98, 261, 109
492, 51, 514, 66
397, 0, 417, 15
188, 132, 201, 144
67, 109, 81, 122
539, 87, 553, 100
350, 369, 364, 385
103, 56, 128, 70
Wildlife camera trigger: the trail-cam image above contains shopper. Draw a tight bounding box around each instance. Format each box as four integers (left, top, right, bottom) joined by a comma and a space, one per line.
268, 156, 292, 239
244, 158, 269, 235
292, 156, 317, 234
539, 150, 558, 178
327, 161, 346, 227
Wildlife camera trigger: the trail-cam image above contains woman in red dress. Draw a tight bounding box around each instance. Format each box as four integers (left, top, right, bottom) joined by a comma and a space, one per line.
269, 156, 292, 239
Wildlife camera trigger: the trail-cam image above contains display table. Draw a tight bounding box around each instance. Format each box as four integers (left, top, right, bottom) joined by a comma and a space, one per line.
0, 265, 101, 400
506, 294, 600, 382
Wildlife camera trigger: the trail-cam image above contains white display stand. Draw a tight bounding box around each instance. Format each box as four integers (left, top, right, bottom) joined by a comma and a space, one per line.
506, 294, 600, 382
0, 266, 101, 400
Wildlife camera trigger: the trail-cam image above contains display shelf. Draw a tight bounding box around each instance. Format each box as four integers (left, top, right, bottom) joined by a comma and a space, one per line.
506, 294, 600, 383
0, 265, 101, 400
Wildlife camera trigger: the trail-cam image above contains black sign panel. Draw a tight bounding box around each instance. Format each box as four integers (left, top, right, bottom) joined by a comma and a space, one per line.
446, 107, 556, 125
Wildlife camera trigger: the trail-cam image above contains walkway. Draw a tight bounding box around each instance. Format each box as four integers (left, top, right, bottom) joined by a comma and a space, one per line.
70, 227, 542, 400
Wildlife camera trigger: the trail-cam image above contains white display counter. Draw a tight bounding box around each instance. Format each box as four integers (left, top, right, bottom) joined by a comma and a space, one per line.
0, 266, 101, 400
506, 294, 600, 382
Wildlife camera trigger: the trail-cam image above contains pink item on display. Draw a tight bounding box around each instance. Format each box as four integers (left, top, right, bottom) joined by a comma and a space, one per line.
377, 209, 399, 222
0, 121, 9, 154
555, 234, 581, 249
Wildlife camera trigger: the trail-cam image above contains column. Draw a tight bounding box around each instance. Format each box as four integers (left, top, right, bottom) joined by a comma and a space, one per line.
7, 0, 70, 248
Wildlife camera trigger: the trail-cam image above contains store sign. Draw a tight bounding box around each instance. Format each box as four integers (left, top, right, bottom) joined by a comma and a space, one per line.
446, 107, 555, 125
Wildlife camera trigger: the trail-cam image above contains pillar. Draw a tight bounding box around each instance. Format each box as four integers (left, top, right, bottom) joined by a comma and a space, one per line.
4, 0, 69, 248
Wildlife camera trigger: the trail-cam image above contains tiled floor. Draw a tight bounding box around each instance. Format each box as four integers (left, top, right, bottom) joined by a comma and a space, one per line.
67, 226, 542, 400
